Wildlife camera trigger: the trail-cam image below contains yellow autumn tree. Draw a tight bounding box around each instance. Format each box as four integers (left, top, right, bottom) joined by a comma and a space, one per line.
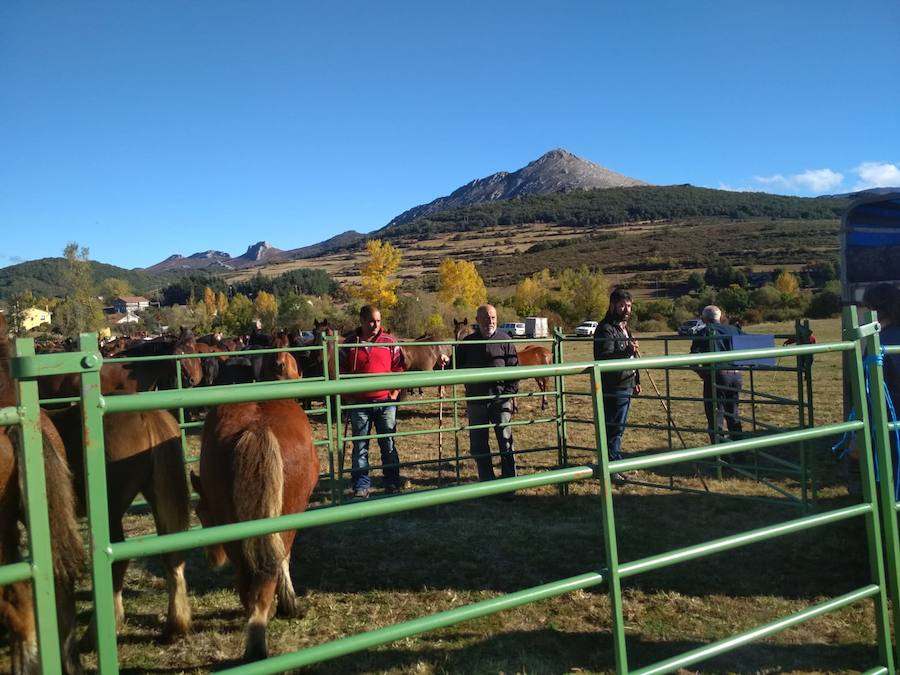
512, 269, 552, 316
437, 258, 487, 308
253, 291, 279, 331
774, 271, 800, 297
356, 239, 401, 310
203, 287, 217, 317
215, 291, 229, 317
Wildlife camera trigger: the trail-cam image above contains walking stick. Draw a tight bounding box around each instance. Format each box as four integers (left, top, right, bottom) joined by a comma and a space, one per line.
635, 346, 709, 492
438, 360, 445, 485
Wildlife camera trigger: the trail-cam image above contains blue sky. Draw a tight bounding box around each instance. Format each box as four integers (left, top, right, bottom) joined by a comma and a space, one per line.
2, 1, 899, 270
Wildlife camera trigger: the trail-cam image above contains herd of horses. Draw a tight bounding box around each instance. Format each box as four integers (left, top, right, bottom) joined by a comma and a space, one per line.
0, 315, 555, 671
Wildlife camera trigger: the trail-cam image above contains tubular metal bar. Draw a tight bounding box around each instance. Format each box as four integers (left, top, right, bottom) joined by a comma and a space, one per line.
221, 571, 607, 675
632, 585, 883, 675
0, 560, 32, 586
12, 337, 64, 674
101, 342, 850, 415
612, 421, 861, 474
111, 465, 595, 561
619, 503, 871, 578
0, 405, 19, 426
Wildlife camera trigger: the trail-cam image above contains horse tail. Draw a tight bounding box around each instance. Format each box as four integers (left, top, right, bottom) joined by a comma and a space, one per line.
147, 412, 191, 536
232, 428, 285, 577
39, 417, 85, 586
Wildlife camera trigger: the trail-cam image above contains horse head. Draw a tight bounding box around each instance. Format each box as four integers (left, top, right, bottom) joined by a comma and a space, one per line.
173, 335, 203, 388
453, 318, 470, 341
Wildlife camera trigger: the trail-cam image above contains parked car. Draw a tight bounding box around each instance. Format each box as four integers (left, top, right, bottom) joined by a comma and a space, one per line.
575, 321, 599, 337
499, 322, 526, 338
677, 319, 706, 336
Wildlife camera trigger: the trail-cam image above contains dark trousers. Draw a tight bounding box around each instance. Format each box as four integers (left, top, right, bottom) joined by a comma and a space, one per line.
466, 399, 516, 481
603, 387, 634, 462
702, 371, 743, 443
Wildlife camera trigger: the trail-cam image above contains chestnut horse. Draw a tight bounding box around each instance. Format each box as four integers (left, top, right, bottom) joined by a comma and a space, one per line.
399, 318, 470, 395
516, 345, 553, 410
50, 403, 192, 641
190, 396, 319, 662
0, 315, 84, 674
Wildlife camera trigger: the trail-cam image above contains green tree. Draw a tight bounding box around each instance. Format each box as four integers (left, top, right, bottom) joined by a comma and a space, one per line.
221, 293, 254, 334
278, 292, 316, 330
98, 277, 132, 302
54, 243, 105, 337
557, 266, 608, 322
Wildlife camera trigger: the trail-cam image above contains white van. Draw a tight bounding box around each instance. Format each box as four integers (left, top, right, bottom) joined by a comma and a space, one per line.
499, 322, 526, 338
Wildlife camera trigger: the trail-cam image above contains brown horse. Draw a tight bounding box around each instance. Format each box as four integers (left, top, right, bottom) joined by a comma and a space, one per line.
399, 319, 470, 396
516, 345, 553, 410
190, 397, 319, 662
38, 332, 204, 402
0, 316, 84, 674
50, 403, 192, 641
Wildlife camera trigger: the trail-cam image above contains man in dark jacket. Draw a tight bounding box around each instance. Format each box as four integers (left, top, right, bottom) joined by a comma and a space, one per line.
457, 303, 519, 481
690, 304, 744, 444
593, 288, 641, 480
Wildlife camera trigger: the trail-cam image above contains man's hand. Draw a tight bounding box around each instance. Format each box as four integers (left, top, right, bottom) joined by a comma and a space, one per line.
634, 384, 642, 396
388, 389, 401, 401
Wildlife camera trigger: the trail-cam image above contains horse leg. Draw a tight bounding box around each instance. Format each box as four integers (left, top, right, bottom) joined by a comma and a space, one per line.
145, 497, 192, 639
238, 566, 277, 662
144, 438, 192, 639
538, 377, 548, 410
275, 533, 300, 618
2, 582, 38, 675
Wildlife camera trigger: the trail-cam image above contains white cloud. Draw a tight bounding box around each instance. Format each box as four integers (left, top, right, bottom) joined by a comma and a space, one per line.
753, 168, 843, 194
852, 162, 900, 191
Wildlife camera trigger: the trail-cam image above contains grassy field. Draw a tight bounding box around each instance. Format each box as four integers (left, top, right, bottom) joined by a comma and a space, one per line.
8, 317, 891, 674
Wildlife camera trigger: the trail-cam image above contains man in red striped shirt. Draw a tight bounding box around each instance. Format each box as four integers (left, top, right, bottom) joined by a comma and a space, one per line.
341, 305, 406, 498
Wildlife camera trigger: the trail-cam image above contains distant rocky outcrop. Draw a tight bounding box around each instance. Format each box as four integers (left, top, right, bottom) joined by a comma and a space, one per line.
144, 231, 367, 272
385, 148, 649, 228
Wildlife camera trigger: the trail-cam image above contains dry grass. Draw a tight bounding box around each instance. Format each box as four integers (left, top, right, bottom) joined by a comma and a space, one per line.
6, 318, 888, 674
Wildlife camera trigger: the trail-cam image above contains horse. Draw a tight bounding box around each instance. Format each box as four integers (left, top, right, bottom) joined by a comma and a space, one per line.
190, 396, 319, 662
49, 402, 192, 642
399, 318, 470, 396
516, 345, 553, 410
0, 315, 85, 674
38, 331, 204, 403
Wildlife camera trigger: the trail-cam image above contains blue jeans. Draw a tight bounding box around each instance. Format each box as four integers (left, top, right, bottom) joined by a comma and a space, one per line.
603, 388, 634, 462
466, 399, 516, 481
349, 400, 400, 491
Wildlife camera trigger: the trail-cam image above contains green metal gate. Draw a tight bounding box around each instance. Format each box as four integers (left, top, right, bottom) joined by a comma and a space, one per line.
2, 309, 898, 673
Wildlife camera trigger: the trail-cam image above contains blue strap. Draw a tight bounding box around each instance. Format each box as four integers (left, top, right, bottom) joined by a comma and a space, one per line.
839, 348, 900, 498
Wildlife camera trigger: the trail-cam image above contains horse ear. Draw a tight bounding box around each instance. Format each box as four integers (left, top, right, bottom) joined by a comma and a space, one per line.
463, 318, 468, 325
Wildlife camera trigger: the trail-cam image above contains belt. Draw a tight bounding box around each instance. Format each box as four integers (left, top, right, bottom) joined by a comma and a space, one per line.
717, 369, 740, 375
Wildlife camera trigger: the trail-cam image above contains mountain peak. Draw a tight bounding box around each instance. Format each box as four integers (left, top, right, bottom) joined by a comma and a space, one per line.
385, 149, 649, 228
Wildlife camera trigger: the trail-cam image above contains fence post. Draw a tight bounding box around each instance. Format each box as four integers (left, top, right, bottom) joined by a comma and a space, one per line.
842, 307, 895, 670
77, 331, 121, 674
858, 308, 900, 664
12, 338, 63, 674
589, 363, 628, 672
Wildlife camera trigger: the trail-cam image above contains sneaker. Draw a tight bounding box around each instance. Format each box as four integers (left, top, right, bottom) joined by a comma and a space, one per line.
610, 472, 628, 486
352, 487, 370, 499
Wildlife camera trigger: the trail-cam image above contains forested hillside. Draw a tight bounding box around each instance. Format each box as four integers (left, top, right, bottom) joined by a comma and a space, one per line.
376, 185, 847, 239
0, 258, 173, 301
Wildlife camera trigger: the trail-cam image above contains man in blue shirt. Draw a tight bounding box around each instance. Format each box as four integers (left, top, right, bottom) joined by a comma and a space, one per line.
690, 305, 744, 444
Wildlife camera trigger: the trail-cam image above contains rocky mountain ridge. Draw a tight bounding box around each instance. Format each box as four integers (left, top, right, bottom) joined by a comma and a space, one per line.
384, 148, 649, 228
143, 149, 647, 272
